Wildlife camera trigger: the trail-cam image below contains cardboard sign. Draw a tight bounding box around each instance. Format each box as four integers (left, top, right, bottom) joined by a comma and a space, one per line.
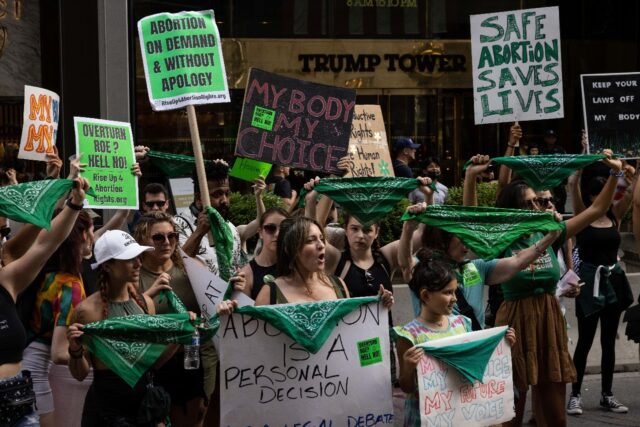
74, 117, 137, 209
418, 327, 515, 426
235, 68, 357, 174
581, 72, 640, 157
229, 157, 273, 182
182, 251, 230, 322
168, 177, 194, 217
344, 105, 394, 178
470, 7, 564, 124
18, 86, 60, 161
218, 301, 394, 426
137, 10, 229, 111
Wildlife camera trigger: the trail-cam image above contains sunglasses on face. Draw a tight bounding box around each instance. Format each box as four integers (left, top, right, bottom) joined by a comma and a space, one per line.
262, 223, 279, 234
144, 200, 166, 208
151, 232, 179, 244
535, 197, 553, 207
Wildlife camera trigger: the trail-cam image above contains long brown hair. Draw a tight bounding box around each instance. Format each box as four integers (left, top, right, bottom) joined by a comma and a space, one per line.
133, 212, 185, 272
51, 209, 92, 276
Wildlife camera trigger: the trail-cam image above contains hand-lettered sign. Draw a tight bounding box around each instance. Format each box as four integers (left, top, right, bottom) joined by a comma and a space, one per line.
229, 157, 273, 182
235, 68, 357, 174
344, 105, 394, 178
418, 327, 515, 426
218, 301, 394, 426
182, 250, 230, 322
18, 86, 60, 161
137, 10, 229, 111
470, 7, 563, 124
581, 72, 640, 157
74, 117, 137, 209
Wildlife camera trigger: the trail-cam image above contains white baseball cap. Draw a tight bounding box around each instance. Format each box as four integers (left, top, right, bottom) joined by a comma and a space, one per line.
91, 230, 154, 270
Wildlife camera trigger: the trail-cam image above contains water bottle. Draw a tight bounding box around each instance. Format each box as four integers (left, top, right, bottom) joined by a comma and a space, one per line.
184, 325, 200, 370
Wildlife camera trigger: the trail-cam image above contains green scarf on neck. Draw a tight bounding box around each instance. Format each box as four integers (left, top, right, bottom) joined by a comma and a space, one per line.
402, 204, 563, 259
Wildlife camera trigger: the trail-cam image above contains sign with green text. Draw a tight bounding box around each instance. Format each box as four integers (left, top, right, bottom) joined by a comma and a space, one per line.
74, 117, 138, 209
137, 10, 229, 111
470, 7, 564, 124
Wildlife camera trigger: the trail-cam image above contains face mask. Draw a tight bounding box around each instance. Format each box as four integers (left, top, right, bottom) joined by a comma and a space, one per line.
426, 171, 440, 180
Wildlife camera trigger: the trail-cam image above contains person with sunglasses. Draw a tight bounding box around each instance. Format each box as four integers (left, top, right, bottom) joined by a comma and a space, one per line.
127, 183, 170, 234
240, 207, 289, 300
468, 150, 622, 426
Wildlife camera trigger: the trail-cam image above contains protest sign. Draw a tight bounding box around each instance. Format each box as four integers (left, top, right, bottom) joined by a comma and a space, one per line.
344, 105, 394, 178
74, 117, 137, 209
235, 68, 357, 174
470, 7, 563, 124
168, 177, 194, 217
218, 300, 394, 426
229, 157, 272, 182
137, 10, 229, 111
417, 326, 514, 426
581, 72, 640, 157
18, 86, 59, 161
182, 251, 230, 322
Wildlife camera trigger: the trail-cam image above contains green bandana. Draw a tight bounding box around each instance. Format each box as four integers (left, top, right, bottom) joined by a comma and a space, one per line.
402, 205, 563, 259
206, 206, 234, 284
312, 177, 418, 226
147, 150, 213, 178
0, 179, 96, 229
418, 327, 507, 384
158, 289, 188, 314
465, 154, 605, 190
235, 296, 379, 353
82, 313, 218, 388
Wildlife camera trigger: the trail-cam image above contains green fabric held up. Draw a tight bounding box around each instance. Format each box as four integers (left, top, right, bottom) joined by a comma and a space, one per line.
0, 179, 96, 230
235, 296, 379, 353
147, 150, 212, 178
82, 313, 219, 388
402, 204, 563, 259
465, 154, 605, 191
313, 177, 418, 226
205, 206, 235, 286
158, 289, 188, 314
418, 327, 507, 384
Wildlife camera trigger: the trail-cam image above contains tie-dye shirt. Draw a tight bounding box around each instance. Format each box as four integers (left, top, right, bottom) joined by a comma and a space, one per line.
393, 315, 472, 427
29, 272, 85, 344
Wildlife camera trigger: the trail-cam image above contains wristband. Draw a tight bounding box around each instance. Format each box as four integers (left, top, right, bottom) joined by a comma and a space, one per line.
66, 198, 84, 211
609, 169, 624, 177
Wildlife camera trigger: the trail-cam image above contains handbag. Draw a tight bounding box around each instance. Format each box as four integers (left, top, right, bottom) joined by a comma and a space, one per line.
0, 371, 36, 426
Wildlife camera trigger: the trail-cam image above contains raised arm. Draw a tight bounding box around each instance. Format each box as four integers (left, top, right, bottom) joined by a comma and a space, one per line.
463, 155, 491, 206
398, 203, 425, 281
568, 170, 586, 215
1, 223, 42, 266
611, 164, 637, 223
239, 178, 266, 244
564, 150, 622, 240
497, 122, 521, 196
633, 168, 640, 254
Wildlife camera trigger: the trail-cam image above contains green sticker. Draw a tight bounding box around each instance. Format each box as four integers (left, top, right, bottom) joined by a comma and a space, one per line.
357, 337, 382, 367
252, 106, 276, 131
462, 263, 482, 287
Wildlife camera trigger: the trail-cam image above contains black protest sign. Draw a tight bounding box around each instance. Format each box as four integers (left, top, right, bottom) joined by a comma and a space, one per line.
235, 68, 356, 174
581, 73, 640, 157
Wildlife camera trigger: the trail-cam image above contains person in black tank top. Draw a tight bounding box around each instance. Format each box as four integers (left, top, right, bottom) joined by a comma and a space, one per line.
568, 173, 635, 415
241, 207, 289, 300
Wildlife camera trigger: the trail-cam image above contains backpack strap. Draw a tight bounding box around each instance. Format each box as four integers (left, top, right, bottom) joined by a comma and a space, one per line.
338, 260, 351, 281
454, 287, 482, 331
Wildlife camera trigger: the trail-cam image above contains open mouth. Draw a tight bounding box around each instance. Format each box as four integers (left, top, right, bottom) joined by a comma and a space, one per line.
318, 253, 325, 263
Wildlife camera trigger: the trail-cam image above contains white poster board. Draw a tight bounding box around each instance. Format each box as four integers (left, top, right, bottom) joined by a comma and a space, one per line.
470, 7, 563, 124
218, 301, 394, 426
168, 177, 194, 217
418, 327, 514, 426
182, 251, 230, 321
18, 85, 60, 161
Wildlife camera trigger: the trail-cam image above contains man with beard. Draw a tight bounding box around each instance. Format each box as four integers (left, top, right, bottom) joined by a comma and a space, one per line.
175, 160, 262, 275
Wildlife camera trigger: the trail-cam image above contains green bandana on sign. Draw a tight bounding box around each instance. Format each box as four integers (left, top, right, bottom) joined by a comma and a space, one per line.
0, 179, 95, 230
402, 205, 563, 259
418, 327, 507, 384
313, 177, 418, 226
147, 151, 214, 178
82, 313, 218, 387
236, 296, 378, 353
467, 154, 605, 191
206, 206, 234, 284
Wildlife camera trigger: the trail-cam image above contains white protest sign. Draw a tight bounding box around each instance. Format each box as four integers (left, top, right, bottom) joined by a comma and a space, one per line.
168, 177, 194, 217
218, 300, 394, 426
418, 326, 514, 426
182, 251, 230, 322
18, 85, 60, 161
470, 7, 563, 124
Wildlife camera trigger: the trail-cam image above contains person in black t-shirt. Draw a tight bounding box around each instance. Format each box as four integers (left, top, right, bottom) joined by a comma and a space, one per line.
392, 137, 420, 178
266, 165, 296, 207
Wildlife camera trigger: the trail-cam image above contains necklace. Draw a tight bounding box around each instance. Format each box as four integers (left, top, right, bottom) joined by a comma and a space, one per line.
420, 315, 446, 328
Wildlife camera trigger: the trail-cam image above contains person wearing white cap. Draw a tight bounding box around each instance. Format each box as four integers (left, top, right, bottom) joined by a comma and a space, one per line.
66, 230, 163, 425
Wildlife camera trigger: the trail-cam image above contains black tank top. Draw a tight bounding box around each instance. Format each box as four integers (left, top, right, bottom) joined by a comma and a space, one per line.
0, 285, 26, 364
335, 252, 393, 298
249, 259, 276, 300
576, 223, 620, 266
